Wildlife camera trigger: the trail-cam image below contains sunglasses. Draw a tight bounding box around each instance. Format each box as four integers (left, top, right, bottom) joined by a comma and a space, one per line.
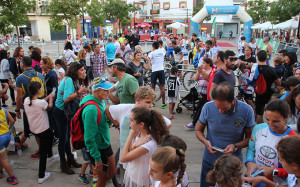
229, 57, 238, 61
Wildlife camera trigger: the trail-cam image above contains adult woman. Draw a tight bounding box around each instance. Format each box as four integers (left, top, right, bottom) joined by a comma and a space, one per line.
245, 99, 297, 186
53, 62, 85, 174
283, 52, 298, 84
0, 50, 16, 106
128, 51, 151, 86
31, 50, 42, 73
63, 42, 77, 66
83, 45, 93, 81
82, 77, 116, 187
237, 46, 256, 69
9, 47, 24, 78
248, 38, 259, 57
77, 49, 87, 64
285, 87, 300, 132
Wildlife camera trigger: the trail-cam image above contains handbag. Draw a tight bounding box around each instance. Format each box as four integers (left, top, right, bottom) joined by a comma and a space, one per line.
63, 77, 80, 121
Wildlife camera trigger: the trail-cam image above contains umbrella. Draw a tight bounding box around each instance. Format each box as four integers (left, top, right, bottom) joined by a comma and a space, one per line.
166, 22, 188, 30
135, 23, 152, 28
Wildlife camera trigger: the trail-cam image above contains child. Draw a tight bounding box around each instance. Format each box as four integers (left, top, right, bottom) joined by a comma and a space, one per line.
243, 136, 300, 187
78, 148, 94, 184
0, 107, 18, 185
206, 155, 251, 187
149, 146, 186, 187
167, 66, 181, 119
238, 63, 255, 112
55, 59, 67, 82
274, 56, 285, 79
120, 107, 169, 187
24, 81, 58, 184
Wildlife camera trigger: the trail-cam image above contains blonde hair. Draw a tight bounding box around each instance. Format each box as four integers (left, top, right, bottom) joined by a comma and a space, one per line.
135, 45, 143, 52
42, 56, 54, 69
206, 155, 243, 187
274, 56, 285, 66
134, 86, 156, 101
151, 146, 186, 185
78, 49, 85, 60
132, 50, 142, 62
89, 77, 104, 95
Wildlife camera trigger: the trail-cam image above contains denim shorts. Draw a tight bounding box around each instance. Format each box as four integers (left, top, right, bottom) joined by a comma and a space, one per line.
81, 148, 90, 163
0, 133, 10, 152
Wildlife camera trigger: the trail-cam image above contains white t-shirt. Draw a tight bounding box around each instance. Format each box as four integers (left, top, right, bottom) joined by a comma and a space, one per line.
158, 47, 166, 56
85, 52, 92, 66
99, 40, 105, 52
148, 49, 164, 72
24, 98, 49, 134
58, 67, 65, 75
152, 172, 189, 187
64, 49, 77, 65
0, 43, 8, 50
114, 41, 120, 49
24, 36, 30, 42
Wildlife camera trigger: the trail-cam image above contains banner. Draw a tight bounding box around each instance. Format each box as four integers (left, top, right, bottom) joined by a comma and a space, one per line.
211, 17, 216, 37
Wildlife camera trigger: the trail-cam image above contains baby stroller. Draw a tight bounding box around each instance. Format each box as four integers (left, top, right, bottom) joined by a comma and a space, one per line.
176, 86, 200, 119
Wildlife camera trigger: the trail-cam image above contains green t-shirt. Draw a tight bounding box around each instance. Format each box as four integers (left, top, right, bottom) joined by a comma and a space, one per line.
116, 73, 139, 104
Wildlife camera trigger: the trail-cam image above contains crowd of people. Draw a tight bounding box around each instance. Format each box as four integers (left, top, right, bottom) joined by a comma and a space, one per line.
0, 30, 299, 187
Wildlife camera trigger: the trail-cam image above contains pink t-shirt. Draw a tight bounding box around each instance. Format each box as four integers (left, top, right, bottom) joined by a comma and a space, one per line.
24, 97, 49, 134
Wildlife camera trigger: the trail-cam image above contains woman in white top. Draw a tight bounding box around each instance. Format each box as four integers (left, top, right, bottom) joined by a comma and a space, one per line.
248, 38, 259, 57
83, 45, 93, 81
120, 107, 169, 187
63, 42, 77, 66
54, 59, 67, 82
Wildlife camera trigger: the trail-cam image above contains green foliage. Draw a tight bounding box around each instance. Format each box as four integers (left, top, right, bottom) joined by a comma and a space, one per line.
193, 1, 210, 21
46, 0, 89, 33
268, 0, 300, 23
0, 17, 13, 35
246, 0, 270, 24
86, 0, 105, 27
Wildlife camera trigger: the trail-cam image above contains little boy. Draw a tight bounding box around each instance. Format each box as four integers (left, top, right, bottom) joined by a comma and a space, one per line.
167, 67, 181, 119
238, 63, 255, 112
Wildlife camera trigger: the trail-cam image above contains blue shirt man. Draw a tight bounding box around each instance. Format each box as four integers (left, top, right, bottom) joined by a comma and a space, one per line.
105, 38, 116, 62
196, 82, 255, 187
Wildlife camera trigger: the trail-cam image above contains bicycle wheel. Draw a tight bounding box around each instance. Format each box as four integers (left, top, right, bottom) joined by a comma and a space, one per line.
182, 71, 196, 91
123, 49, 134, 64
143, 74, 162, 102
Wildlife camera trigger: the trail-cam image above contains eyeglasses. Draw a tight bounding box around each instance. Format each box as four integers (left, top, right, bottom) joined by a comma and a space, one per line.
229, 57, 238, 61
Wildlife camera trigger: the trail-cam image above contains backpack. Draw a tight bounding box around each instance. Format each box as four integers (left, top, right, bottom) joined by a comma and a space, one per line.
22, 71, 45, 98
70, 100, 101, 150
254, 69, 267, 95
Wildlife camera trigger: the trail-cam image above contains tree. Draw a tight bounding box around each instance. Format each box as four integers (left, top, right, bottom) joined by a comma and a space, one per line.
0, 17, 14, 36
246, 0, 270, 24
46, 0, 89, 36
0, 0, 35, 46
86, 0, 106, 38
268, 0, 300, 24
193, 1, 210, 21
103, 0, 137, 34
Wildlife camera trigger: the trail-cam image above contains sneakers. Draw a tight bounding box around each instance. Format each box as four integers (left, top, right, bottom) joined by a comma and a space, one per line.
52, 137, 59, 146
92, 177, 98, 184
7, 176, 18, 185
184, 123, 195, 131
169, 114, 173, 119
162, 103, 167, 109
152, 102, 156, 107
38, 172, 51, 184
31, 151, 39, 159
47, 154, 59, 162
0, 170, 3, 178
88, 170, 93, 177
78, 174, 89, 184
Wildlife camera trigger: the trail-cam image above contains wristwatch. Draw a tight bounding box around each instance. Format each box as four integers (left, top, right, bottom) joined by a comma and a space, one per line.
273, 168, 279, 176
234, 144, 238, 151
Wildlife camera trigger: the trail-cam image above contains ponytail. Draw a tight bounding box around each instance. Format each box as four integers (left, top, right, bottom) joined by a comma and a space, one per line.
27, 81, 42, 107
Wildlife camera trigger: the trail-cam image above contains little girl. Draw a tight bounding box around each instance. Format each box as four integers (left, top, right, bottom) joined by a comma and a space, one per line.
55, 59, 67, 82
120, 106, 169, 187
24, 81, 56, 184
149, 146, 186, 187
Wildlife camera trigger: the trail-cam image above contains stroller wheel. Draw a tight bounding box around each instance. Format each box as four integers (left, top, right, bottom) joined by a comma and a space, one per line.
176, 107, 183, 113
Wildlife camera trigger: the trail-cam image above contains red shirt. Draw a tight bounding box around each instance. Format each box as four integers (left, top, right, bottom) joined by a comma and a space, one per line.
206, 66, 217, 101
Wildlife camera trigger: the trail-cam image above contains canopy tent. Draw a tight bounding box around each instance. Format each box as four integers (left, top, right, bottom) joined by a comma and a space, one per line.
251, 23, 261, 29
273, 19, 299, 30
166, 22, 188, 30
251, 22, 272, 30
135, 23, 152, 28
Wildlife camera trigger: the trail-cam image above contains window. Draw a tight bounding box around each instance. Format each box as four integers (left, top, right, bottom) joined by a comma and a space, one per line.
163, 2, 170, 10
179, 1, 187, 8
153, 3, 160, 10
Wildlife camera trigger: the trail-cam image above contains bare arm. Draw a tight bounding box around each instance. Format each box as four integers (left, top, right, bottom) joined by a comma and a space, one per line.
267, 45, 273, 55
195, 121, 217, 154
105, 106, 120, 127
209, 82, 217, 101
108, 93, 120, 104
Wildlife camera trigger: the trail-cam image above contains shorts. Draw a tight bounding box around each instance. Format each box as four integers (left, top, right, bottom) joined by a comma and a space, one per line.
167, 97, 177, 103
166, 48, 174, 58
81, 148, 90, 163
151, 70, 165, 86
0, 133, 10, 153
87, 145, 113, 172
255, 95, 270, 115
183, 55, 188, 61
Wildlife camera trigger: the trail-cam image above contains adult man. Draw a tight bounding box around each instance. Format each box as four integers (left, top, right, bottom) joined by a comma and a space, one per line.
166, 34, 174, 60
73, 35, 82, 52
65, 34, 72, 45
184, 51, 225, 130
113, 36, 120, 49
90, 44, 107, 78
98, 35, 105, 52
149, 41, 167, 108
254, 50, 280, 124
0, 38, 9, 51
119, 33, 126, 43
82, 33, 88, 44
115, 42, 132, 62
108, 58, 139, 104
196, 82, 255, 187
15, 56, 46, 158
209, 50, 236, 100
229, 30, 233, 40
132, 34, 140, 50
210, 36, 221, 60
126, 31, 135, 50
105, 37, 116, 62
193, 40, 213, 68
161, 32, 168, 48
179, 35, 191, 66
262, 36, 274, 65
238, 36, 247, 57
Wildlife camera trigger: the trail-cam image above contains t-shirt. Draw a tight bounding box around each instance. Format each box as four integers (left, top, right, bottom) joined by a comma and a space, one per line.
239, 55, 256, 64
173, 46, 182, 63
199, 99, 255, 163
0, 108, 9, 135
0, 43, 8, 51
167, 75, 180, 98
148, 49, 164, 72
55, 77, 78, 111
212, 68, 236, 87
105, 42, 116, 61
128, 61, 144, 86
116, 73, 139, 104
240, 71, 254, 94
24, 98, 49, 134
207, 67, 217, 101
256, 65, 278, 98
157, 47, 166, 56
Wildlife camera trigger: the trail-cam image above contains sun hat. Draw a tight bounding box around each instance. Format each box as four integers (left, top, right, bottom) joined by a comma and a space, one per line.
92, 77, 114, 91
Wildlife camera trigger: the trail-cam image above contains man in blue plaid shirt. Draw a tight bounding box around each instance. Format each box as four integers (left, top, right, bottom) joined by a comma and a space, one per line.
90, 44, 107, 78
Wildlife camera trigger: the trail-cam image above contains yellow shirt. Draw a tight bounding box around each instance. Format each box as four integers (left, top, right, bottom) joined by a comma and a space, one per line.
193, 47, 198, 60
0, 108, 9, 135
119, 37, 125, 43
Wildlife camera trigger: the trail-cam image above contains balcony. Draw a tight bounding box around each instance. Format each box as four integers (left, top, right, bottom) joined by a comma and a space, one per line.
150, 9, 160, 15
139, 10, 147, 15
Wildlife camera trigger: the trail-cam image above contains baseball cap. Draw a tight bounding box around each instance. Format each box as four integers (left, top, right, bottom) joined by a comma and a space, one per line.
92, 78, 114, 91
108, 58, 125, 66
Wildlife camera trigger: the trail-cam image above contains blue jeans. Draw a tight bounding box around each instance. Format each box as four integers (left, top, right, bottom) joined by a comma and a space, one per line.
200, 160, 215, 187
52, 106, 72, 161
87, 66, 94, 82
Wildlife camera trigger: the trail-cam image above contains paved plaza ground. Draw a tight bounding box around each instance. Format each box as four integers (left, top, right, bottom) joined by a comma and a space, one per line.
1, 39, 276, 186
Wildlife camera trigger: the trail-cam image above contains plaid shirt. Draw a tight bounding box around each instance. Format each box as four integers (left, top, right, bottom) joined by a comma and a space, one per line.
90, 52, 107, 76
